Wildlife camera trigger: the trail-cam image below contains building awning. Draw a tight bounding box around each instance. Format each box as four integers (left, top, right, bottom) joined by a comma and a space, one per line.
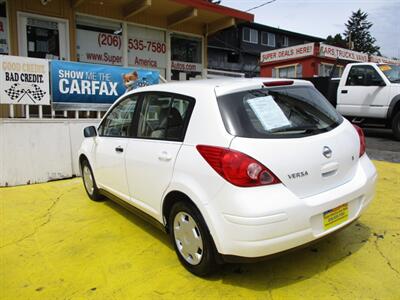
73, 0, 254, 35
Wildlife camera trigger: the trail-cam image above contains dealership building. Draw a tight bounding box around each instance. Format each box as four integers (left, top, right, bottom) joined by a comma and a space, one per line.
0, 0, 253, 186
0, 0, 252, 117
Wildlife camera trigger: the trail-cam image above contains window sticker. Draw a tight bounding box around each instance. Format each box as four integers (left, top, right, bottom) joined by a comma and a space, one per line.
247, 96, 291, 131
379, 65, 392, 72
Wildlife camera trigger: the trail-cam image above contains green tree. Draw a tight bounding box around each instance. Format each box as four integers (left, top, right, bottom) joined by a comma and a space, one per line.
326, 33, 348, 48
344, 9, 380, 55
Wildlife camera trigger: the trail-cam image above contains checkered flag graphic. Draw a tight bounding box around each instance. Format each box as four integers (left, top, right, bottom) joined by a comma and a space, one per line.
5, 83, 24, 101
28, 84, 46, 102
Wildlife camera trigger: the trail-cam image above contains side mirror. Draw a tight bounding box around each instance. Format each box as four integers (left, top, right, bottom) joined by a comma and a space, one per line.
84, 126, 97, 138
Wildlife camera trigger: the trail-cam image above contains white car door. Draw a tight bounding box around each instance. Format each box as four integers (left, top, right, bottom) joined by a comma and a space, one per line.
124, 92, 194, 219
94, 95, 138, 200
338, 64, 389, 118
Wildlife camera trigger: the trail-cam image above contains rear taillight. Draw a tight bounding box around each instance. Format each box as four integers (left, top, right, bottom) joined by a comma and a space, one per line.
196, 145, 280, 187
353, 125, 366, 157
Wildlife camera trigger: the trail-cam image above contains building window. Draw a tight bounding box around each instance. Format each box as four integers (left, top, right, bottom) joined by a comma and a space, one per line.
171, 34, 203, 81
243, 27, 258, 44
127, 24, 166, 78
261, 32, 275, 47
227, 51, 240, 63
274, 64, 301, 78
282, 36, 289, 47
319, 63, 344, 77
76, 15, 123, 66
0, 0, 8, 54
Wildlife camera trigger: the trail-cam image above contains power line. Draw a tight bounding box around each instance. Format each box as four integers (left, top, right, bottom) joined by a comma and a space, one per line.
245, 0, 277, 12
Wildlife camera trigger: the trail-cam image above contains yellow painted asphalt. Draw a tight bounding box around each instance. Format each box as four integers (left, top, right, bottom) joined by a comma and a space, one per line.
1, 161, 399, 300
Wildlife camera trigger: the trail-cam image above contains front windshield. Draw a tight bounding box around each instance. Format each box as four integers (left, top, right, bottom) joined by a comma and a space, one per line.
379, 64, 400, 83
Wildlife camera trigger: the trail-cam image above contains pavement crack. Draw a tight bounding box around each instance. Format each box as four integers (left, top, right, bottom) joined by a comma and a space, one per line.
0, 188, 74, 249
373, 236, 400, 277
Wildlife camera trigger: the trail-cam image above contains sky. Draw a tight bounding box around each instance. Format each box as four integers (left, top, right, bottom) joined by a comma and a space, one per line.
221, 0, 400, 59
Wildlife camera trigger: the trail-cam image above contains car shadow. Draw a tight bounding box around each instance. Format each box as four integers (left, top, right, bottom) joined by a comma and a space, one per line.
102, 198, 371, 291
209, 221, 371, 291
364, 127, 395, 140
103, 199, 173, 250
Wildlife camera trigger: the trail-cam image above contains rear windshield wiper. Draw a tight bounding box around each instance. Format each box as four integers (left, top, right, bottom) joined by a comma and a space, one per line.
271, 126, 328, 134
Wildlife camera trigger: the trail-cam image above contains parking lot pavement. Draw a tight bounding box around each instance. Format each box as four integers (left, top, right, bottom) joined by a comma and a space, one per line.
364, 128, 400, 163
1, 161, 399, 300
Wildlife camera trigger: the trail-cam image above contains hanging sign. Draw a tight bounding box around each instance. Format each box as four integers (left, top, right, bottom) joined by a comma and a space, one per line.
370, 55, 400, 65
319, 44, 368, 62
260, 43, 315, 63
0, 55, 50, 105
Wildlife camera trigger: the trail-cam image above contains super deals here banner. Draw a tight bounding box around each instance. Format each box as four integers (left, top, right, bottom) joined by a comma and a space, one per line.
51, 61, 159, 104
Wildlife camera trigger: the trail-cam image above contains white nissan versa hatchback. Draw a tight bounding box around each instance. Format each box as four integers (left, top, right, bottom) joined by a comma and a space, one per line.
79, 78, 377, 276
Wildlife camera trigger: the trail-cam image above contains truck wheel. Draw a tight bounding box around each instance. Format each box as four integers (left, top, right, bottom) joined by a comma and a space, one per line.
392, 111, 400, 141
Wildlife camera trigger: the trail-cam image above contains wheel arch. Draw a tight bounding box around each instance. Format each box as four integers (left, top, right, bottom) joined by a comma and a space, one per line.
79, 153, 88, 167
162, 189, 223, 262
387, 94, 400, 121
162, 190, 197, 232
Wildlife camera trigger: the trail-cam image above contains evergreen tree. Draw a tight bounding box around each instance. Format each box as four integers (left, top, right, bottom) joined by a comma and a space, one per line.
344, 9, 380, 55
326, 33, 348, 49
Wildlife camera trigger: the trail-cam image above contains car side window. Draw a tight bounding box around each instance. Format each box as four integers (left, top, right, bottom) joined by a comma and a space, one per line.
98, 95, 138, 137
346, 65, 382, 86
137, 93, 193, 141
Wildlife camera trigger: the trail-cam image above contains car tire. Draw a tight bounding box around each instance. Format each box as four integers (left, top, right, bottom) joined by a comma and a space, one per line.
169, 201, 218, 276
81, 159, 104, 201
392, 111, 400, 141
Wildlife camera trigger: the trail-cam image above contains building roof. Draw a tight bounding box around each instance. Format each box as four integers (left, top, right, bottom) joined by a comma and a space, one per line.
241, 22, 325, 42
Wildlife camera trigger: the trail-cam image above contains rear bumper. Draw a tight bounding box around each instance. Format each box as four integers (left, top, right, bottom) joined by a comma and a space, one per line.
219, 217, 360, 263
206, 154, 377, 258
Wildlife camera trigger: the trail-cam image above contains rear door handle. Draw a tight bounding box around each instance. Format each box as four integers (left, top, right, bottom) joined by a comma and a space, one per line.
115, 146, 124, 153
341, 90, 348, 94
158, 151, 172, 162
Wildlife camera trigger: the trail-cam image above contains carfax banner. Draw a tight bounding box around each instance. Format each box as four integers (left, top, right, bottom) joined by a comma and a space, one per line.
0, 55, 50, 105
51, 61, 159, 104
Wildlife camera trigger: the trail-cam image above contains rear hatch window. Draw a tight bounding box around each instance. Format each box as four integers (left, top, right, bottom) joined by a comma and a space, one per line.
217, 85, 343, 138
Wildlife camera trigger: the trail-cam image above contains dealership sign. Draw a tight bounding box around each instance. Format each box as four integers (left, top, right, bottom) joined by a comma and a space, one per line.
51, 61, 159, 104
260, 43, 315, 63
370, 55, 400, 65
128, 37, 167, 69
171, 61, 203, 73
0, 55, 50, 105
319, 44, 369, 62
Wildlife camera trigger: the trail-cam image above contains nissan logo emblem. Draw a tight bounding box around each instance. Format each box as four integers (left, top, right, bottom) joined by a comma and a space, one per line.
323, 146, 332, 159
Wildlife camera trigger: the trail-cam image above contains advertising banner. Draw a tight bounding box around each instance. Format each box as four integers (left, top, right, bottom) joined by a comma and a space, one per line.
51, 61, 159, 104
76, 29, 123, 66
319, 44, 369, 62
0, 55, 50, 105
260, 43, 315, 63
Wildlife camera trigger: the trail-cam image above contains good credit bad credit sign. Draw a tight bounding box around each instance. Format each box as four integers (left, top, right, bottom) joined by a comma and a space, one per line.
51, 61, 159, 104
0, 55, 50, 105
260, 43, 315, 63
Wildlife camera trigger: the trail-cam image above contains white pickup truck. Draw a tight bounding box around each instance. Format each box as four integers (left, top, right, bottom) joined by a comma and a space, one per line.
335, 62, 400, 140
